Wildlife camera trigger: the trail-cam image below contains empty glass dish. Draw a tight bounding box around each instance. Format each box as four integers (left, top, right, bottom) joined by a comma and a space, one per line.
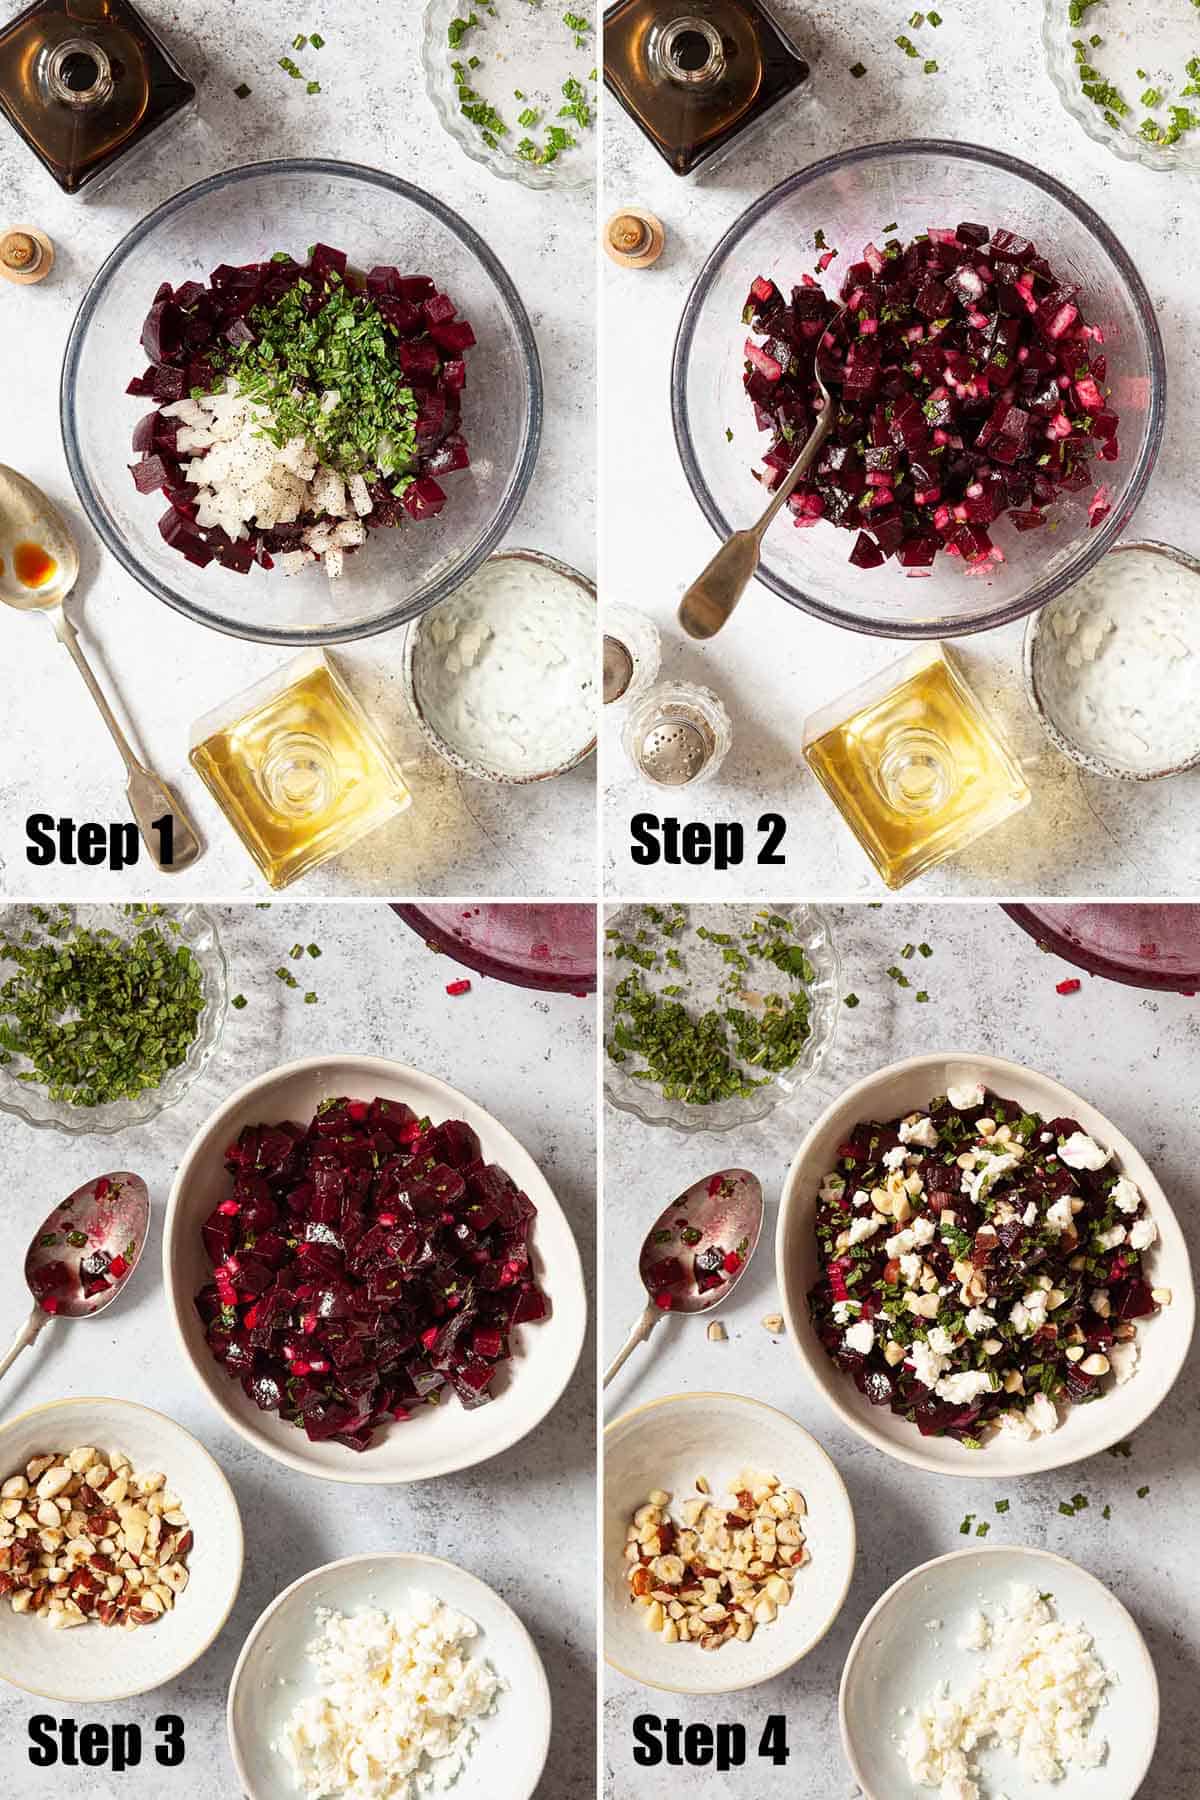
61, 159, 542, 645
671, 140, 1165, 639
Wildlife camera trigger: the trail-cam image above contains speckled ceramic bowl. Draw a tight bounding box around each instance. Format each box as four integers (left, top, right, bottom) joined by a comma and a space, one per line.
401, 549, 597, 785
1024, 540, 1200, 781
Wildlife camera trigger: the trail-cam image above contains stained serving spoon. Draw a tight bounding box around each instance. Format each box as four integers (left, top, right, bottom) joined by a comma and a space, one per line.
603, 1168, 763, 1388
0, 465, 202, 873
679, 304, 849, 641
0, 1172, 150, 1385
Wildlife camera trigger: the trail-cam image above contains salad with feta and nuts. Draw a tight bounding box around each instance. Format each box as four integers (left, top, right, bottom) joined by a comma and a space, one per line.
807, 1081, 1168, 1445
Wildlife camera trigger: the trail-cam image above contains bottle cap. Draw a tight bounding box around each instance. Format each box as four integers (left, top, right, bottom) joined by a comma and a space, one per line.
604, 209, 666, 269
0, 227, 55, 285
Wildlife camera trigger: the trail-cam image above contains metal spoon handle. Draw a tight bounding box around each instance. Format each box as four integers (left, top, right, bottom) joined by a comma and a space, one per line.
50, 610, 203, 874
603, 1300, 662, 1390
0, 1307, 49, 1385
678, 408, 835, 641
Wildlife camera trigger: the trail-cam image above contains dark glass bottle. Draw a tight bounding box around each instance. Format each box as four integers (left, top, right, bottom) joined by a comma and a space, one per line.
604, 0, 809, 177
0, 0, 194, 196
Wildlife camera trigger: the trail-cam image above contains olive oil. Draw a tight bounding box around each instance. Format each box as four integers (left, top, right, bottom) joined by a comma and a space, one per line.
802, 645, 1030, 890
189, 651, 412, 890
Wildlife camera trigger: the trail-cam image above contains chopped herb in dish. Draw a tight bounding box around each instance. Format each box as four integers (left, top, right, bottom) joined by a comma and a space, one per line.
807, 1081, 1163, 1445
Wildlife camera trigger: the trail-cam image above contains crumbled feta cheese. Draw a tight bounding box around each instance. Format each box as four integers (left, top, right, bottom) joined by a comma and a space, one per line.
946, 1081, 986, 1111
1026, 1391, 1059, 1435
831, 1300, 862, 1326
1045, 1195, 1074, 1234
1022, 1201, 1037, 1227
901, 1585, 1111, 1795
1095, 1224, 1126, 1252
886, 1227, 916, 1258
965, 1151, 1020, 1205
1110, 1175, 1141, 1215
957, 1608, 991, 1652
899, 1252, 924, 1286
963, 1307, 997, 1337
934, 1370, 993, 1404
1058, 1131, 1111, 1171
1128, 1217, 1157, 1251
907, 1339, 949, 1389
900, 1116, 939, 1149
819, 1172, 846, 1203
1109, 1340, 1140, 1385
883, 1145, 908, 1170
847, 1214, 883, 1246
911, 1216, 937, 1246
276, 1594, 502, 1800
845, 1319, 875, 1355
927, 1326, 957, 1356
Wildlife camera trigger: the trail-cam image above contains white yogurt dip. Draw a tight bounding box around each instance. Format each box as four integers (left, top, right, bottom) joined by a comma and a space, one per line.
1033, 547, 1200, 776
410, 554, 596, 779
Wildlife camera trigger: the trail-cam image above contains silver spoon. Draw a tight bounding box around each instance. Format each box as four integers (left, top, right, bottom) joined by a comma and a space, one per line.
603, 1168, 763, 1388
0, 1172, 150, 1385
679, 304, 848, 641
0, 465, 202, 874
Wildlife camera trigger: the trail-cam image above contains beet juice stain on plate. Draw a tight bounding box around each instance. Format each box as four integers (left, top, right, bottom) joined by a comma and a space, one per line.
604, 1169, 764, 1388
0, 1172, 150, 1383
392, 903, 597, 994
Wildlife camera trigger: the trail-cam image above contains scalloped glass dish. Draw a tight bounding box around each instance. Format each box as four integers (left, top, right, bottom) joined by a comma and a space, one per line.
672, 141, 1165, 639
0, 905, 228, 1135
422, 0, 597, 193
603, 902, 839, 1134
61, 160, 542, 646
1042, 0, 1200, 174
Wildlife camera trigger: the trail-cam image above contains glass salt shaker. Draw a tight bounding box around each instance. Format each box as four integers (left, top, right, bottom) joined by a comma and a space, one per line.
621, 680, 732, 787
604, 604, 662, 707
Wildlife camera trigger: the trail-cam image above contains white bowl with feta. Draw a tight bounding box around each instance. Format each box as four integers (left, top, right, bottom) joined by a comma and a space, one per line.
776, 1053, 1194, 1478
228, 1551, 550, 1800
839, 1545, 1158, 1799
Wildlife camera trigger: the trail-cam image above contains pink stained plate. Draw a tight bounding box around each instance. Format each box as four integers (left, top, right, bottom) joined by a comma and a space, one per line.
391, 904, 596, 994
1003, 904, 1200, 994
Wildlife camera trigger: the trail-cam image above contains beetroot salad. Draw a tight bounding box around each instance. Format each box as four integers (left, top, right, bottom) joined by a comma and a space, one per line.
195, 1095, 548, 1453
128, 245, 474, 580
743, 222, 1118, 574
807, 1081, 1164, 1446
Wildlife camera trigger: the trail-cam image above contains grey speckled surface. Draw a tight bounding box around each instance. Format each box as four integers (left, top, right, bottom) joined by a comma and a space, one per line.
603, 902, 1200, 1798
0, 903, 597, 1798
0, 2, 596, 900
601, 0, 1200, 898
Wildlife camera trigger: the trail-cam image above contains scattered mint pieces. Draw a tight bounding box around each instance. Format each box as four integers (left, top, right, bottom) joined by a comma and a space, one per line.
232, 994, 248, 1010
843, 993, 860, 1008
234, 81, 252, 99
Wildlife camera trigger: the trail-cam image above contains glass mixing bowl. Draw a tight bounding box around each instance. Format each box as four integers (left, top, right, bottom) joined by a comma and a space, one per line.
61, 160, 543, 646
672, 140, 1165, 639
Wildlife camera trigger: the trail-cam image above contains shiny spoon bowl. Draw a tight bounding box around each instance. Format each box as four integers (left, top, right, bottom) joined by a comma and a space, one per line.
0, 465, 201, 873
604, 1168, 763, 1388
0, 1172, 150, 1383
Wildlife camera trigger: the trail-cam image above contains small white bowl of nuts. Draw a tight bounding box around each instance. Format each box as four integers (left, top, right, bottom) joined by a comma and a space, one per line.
0, 1396, 243, 1701
604, 1391, 855, 1694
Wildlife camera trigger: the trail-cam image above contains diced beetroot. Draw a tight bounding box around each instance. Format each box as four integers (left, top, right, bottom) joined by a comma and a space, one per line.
848, 531, 885, 569
130, 455, 171, 495
402, 477, 446, 520
430, 318, 477, 353
309, 243, 348, 277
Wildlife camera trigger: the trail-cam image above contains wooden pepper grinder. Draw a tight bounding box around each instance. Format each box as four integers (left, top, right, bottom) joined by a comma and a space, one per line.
604, 209, 665, 269
0, 226, 55, 285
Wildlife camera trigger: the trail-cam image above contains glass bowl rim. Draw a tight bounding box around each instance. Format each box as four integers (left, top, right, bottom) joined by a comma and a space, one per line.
670, 136, 1167, 641
0, 902, 229, 1135
1039, 0, 1200, 175
59, 156, 545, 648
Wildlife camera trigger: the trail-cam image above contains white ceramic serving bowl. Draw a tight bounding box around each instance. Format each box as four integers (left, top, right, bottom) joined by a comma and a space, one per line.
604, 1391, 855, 1695
840, 1544, 1159, 1800
228, 1551, 551, 1800
776, 1052, 1195, 1478
164, 1055, 587, 1484
0, 1397, 242, 1703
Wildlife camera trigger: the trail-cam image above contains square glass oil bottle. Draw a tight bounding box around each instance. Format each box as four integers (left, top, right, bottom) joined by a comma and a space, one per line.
603, 0, 809, 177
802, 644, 1031, 890
0, 0, 195, 196
189, 651, 413, 891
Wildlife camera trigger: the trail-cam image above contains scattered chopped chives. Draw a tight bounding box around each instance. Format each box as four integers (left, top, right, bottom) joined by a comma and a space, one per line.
232, 994, 248, 1010
279, 56, 303, 78
307, 79, 321, 93
310, 32, 325, 48
995, 1499, 1010, 1514
918, 942, 933, 957
234, 81, 252, 99
915, 990, 930, 1003
307, 944, 322, 958
843, 993, 860, 1008
304, 992, 319, 1004
900, 944, 915, 959
895, 34, 919, 57
924, 59, 938, 73
928, 7, 942, 21
850, 60, 867, 77
293, 33, 308, 49
1136, 1484, 1150, 1498
975, 1521, 989, 1537
290, 944, 304, 960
